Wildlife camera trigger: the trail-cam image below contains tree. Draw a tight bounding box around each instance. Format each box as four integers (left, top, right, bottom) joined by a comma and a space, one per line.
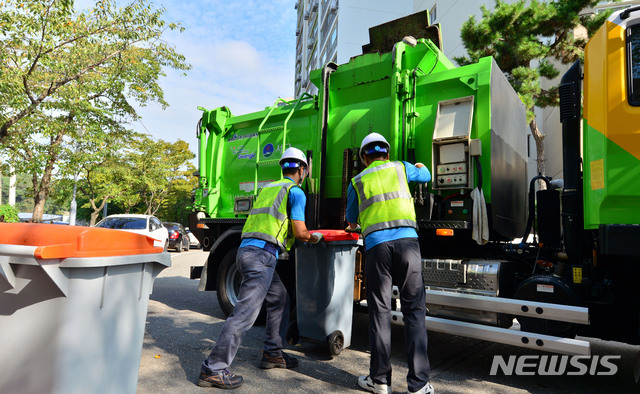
0, 0, 190, 221
455, 0, 612, 185
156, 162, 198, 224
73, 126, 141, 226
76, 136, 195, 225
126, 138, 195, 217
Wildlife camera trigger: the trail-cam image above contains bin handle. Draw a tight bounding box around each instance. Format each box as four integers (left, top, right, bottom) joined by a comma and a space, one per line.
0, 245, 70, 296
34, 244, 75, 260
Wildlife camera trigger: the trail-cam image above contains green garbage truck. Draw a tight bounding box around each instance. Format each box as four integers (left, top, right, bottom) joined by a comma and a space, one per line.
189, 8, 640, 354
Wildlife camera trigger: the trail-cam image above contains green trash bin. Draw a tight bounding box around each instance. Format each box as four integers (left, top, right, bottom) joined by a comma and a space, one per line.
0, 223, 170, 394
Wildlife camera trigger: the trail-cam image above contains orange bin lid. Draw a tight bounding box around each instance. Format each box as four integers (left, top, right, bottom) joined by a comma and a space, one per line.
313, 229, 361, 242
0, 223, 162, 259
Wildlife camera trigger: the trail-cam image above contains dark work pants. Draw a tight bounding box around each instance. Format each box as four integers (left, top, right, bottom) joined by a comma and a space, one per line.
202, 246, 290, 372
365, 237, 431, 392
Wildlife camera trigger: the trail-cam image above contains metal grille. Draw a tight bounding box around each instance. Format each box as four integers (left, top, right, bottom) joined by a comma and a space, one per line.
422, 259, 465, 286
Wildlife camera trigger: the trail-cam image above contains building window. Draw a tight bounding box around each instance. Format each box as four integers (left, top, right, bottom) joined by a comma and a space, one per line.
429, 5, 437, 24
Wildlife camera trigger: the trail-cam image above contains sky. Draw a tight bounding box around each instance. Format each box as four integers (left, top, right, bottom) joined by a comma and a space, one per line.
75, 0, 297, 157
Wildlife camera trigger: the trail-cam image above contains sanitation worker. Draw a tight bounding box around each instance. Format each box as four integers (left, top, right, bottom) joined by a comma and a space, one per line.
347, 133, 434, 394
197, 147, 322, 389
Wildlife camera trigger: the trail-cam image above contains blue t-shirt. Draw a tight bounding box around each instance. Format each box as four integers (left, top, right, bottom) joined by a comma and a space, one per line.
346, 161, 430, 250
240, 177, 307, 257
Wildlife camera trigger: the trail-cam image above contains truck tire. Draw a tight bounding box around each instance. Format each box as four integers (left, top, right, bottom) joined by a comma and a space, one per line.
216, 247, 266, 324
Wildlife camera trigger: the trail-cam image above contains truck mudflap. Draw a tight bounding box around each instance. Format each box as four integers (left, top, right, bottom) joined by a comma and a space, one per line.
390, 288, 591, 355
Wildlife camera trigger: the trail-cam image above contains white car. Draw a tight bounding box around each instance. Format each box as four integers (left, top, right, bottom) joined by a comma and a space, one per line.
95, 214, 169, 250
186, 228, 201, 249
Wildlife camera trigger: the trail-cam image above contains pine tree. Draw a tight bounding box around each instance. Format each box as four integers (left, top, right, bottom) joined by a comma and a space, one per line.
455, 0, 613, 185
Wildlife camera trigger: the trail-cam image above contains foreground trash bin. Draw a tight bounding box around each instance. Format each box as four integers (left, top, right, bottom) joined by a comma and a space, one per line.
0, 223, 170, 394
293, 229, 362, 356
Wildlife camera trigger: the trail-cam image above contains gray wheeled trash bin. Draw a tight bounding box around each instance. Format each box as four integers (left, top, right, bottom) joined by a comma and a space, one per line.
0, 223, 170, 394
294, 230, 362, 356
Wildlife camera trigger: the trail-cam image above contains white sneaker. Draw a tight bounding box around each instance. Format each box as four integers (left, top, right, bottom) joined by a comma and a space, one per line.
408, 381, 434, 394
358, 375, 391, 394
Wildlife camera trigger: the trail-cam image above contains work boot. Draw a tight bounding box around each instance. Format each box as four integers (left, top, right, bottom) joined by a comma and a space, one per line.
197, 368, 243, 389
259, 351, 299, 369
357, 375, 391, 394
408, 381, 435, 394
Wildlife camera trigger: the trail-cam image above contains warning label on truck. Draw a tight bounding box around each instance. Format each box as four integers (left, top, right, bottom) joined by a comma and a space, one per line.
240, 181, 273, 192
590, 159, 604, 190
536, 284, 555, 293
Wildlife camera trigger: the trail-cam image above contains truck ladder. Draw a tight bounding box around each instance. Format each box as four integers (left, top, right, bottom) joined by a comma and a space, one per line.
389, 287, 591, 355
252, 94, 314, 194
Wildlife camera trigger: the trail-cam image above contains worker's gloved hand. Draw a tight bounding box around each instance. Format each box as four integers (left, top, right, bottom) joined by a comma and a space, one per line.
311, 232, 323, 244
345, 224, 361, 233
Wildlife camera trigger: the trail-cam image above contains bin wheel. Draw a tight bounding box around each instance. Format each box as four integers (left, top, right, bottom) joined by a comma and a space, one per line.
327, 330, 344, 356
286, 321, 299, 345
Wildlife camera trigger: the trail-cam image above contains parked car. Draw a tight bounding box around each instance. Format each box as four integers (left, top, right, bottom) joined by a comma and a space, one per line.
95, 214, 169, 250
185, 228, 201, 249
163, 222, 190, 252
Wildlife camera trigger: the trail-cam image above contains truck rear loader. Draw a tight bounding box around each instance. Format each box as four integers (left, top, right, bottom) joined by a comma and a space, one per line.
189, 8, 640, 356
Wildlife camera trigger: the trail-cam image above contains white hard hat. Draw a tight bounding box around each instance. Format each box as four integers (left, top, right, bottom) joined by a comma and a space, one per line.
359, 133, 390, 161
279, 147, 308, 168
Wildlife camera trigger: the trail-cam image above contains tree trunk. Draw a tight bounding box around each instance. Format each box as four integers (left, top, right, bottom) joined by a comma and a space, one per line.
529, 117, 547, 191
89, 196, 108, 226
31, 164, 52, 223
30, 119, 69, 222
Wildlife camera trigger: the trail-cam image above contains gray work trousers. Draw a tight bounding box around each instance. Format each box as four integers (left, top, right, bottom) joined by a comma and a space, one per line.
365, 237, 431, 392
202, 246, 290, 372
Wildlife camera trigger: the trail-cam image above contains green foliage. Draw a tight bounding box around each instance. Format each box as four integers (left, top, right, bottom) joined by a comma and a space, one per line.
1, 172, 32, 212
0, 0, 190, 222
0, 204, 19, 222
76, 136, 195, 225
123, 137, 196, 217
454, 0, 613, 121
156, 162, 198, 224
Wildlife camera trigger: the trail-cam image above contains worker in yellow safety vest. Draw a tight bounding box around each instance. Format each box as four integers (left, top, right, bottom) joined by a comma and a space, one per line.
347, 133, 435, 394
198, 147, 322, 390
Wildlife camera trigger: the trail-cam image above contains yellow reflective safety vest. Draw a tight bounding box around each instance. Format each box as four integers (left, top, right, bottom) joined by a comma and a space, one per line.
351, 160, 417, 237
241, 178, 297, 252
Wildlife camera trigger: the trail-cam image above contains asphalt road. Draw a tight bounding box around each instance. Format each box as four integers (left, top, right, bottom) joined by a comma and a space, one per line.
137, 250, 640, 393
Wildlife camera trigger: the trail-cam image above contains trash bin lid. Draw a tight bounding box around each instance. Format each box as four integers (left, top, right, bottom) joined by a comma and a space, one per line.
0, 223, 162, 259
314, 229, 360, 242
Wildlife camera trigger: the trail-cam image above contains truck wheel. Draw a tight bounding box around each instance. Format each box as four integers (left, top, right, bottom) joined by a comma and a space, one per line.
216, 248, 240, 317
216, 248, 266, 324
327, 330, 344, 356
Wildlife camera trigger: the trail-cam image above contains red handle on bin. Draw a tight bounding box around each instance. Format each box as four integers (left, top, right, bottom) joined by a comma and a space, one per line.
312, 229, 360, 242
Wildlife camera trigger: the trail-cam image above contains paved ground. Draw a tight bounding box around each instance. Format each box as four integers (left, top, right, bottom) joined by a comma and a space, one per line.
137, 250, 640, 393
